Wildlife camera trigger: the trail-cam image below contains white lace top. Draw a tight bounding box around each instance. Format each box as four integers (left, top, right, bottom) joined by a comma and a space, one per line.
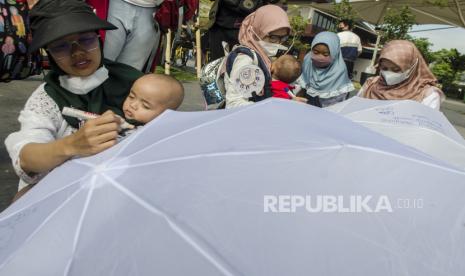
5, 84, 77, 190
4, 67, 110, 191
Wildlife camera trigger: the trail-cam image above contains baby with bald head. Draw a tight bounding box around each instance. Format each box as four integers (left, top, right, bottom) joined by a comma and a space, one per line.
123, 74, 185, 125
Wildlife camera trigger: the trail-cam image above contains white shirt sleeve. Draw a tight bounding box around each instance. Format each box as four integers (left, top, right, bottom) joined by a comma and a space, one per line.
4, 84, 73, 187
357, 35, 362, 54
224, 54, 255, 109
356, 86, 365, 97
421, 87, 442, 110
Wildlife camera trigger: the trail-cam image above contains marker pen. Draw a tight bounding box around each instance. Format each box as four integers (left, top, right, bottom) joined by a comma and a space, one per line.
62, 107, 134, 130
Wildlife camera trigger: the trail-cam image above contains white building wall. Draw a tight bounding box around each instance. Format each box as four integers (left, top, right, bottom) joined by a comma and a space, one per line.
353, 57, 373, 83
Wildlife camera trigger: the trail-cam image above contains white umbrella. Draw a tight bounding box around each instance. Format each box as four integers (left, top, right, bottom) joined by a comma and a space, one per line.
1, 99, 465, 275
327, 96, 465, 169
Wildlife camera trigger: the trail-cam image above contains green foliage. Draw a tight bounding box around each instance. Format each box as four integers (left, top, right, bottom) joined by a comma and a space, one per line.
431, 62, 455, 85
381, 6, 416, 42
449, 49, 465, 72
332, 0, 358, 25
430, 49, 465, 87
408, 37, 434, 63
432, 49, 465, 72
289, 15, 311, 51
155, 66, 198, 81
424, 0, 449, 7
290, 15, 308, 34
405, 36, 465, 89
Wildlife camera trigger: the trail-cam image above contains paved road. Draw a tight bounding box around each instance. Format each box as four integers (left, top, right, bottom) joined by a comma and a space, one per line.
441, 99, 465, 137
1, 76, 465, 211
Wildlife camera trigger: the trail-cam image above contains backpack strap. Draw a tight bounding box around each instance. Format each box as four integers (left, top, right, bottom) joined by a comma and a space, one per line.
225, 46, 272, 102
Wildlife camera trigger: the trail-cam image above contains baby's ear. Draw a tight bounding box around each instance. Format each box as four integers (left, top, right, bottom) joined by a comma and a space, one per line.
270, 63, 275, 75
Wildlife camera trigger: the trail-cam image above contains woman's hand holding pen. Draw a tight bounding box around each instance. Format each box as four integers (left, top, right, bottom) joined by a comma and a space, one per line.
19, 111, 134, 174
64, 110, 121, 157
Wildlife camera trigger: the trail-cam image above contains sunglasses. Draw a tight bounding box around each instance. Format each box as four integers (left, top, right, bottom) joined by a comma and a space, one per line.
47, 33, 100, 60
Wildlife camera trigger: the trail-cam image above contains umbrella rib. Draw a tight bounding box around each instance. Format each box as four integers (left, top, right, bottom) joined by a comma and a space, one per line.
354, 120, 465, 149
104, 142, 465, 175
105, 146, 345, 171
454, 0, 465, 27
346, 144, 465, 175
0, 185, 87, 271
409, 7, 461, 27
107, 101, 276, 167
101, 174, 240, 276
0, 174, 91, 221
63, 176, 96, 276
376, 2, 390, 25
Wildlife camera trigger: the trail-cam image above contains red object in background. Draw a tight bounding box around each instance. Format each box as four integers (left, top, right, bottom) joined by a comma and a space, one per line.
155, 0, 199, 33
155, 0, 184, 32
183, 0, 198, 23
86, 0, 110, 42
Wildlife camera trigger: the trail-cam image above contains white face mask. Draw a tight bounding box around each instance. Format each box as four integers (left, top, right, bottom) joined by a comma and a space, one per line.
380, 70, 409, 86
59, 66, 109, 95
380, 58, 418, 86
258, 40, 288, 57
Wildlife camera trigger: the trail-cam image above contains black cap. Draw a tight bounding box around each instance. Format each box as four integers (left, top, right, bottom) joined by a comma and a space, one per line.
29, 0, 117, 53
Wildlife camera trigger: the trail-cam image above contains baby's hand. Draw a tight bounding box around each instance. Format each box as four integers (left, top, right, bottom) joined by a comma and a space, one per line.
292, 96, 308, 103
115, 115, 135, 130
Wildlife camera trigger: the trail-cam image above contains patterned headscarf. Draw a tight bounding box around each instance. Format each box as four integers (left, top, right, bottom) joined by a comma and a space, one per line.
238, 4, 291, 70
362, 40, 442, 102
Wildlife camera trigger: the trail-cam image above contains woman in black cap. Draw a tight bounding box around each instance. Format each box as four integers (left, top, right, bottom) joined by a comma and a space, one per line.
5, 0, 144, 192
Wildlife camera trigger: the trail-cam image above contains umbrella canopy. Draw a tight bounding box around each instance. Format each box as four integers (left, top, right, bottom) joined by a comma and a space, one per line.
301, 0, 465, 27
327, 97, 465, 169
1, 99, 465, 275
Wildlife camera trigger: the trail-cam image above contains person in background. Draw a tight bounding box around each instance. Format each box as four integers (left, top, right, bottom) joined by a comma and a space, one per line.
224, 4, 291, 108
171, 24, 195, 66
337, 19, 362, 80
206, 0, 281, 61
104, 0, 163, 70
358, 40, 444, 110
298, 31, 354, 108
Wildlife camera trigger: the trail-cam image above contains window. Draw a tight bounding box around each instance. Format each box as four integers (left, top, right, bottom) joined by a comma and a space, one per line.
313, 12, 337, 30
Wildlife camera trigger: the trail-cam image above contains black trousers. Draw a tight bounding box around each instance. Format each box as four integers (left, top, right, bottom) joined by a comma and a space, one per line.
208, 25, 240, 60
344, 60, 355, 80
